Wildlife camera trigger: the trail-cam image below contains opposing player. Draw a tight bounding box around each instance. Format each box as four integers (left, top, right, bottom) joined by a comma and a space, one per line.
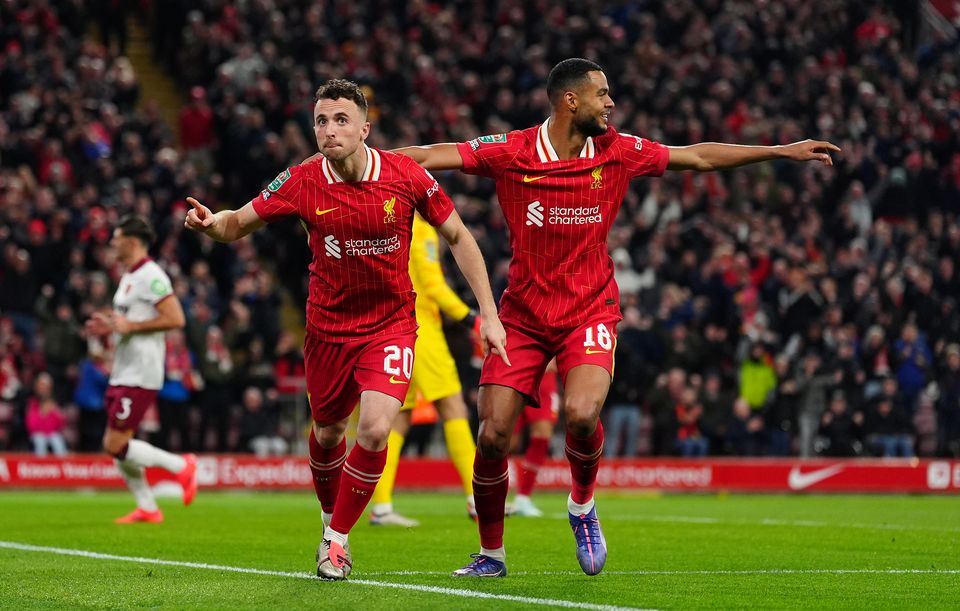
84, 215, 198, 524
369, 212, 480, 527
508, 361, 560, 518
396, 58, 839, 577
183, 79, 507, 580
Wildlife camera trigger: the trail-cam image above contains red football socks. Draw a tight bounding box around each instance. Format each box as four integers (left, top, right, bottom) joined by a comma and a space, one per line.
517, 437, 549, 497
472, 449, 510, 549
565, 422, 604, 504
329, 443, 387, 534
308, 433, 346, 514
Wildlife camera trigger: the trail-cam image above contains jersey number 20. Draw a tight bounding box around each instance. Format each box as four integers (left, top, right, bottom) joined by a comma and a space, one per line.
383, 346, 414, 378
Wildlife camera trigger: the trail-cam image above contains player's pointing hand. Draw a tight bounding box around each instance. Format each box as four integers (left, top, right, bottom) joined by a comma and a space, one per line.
184, 197, 215, 232
481, 316, 511, 367
781, 139, 842, 166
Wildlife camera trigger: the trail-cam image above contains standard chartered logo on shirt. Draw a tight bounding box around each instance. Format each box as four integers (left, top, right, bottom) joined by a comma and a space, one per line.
525, 201, 602, 227
526, 201, 544, 227
324, 235, 341, 259
324, 234, 400, 258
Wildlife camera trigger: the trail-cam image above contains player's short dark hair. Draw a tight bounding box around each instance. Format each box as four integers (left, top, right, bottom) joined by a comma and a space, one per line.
117, 215, 155, 246
546, 58, 604, 103
314, 79, 368, 117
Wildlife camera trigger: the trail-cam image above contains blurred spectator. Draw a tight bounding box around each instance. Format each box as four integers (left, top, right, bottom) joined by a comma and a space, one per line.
862, 396, 915, 457
764, 355, 799, 456
238, 386, 288, 457
725, 397, 765, 456
198, 325, 235, 451
818, 390, 863, 457
936, 344, 960, 457
273, 331, 305, 396
796, 353, 840, 458
35, 289, 85, 403
25, 373, 67, 456
893, 323, 933, 411
604, 309, 645, 458
158, 329, 199, 452
650, 368, 687, 456
739, 343, 777, 411
72, 344, 111, 452
179, 87, 215, 174
674, 387, 708, 457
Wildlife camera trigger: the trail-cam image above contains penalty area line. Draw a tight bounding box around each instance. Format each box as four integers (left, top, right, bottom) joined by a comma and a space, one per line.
0, 541, 652, 611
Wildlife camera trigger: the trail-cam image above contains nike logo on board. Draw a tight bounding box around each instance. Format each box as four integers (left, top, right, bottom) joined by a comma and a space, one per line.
787, 465, 844, 490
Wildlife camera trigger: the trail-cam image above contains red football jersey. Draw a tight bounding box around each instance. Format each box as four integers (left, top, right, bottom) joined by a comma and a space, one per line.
251, 145, 454, 341
456, 120, 669, 330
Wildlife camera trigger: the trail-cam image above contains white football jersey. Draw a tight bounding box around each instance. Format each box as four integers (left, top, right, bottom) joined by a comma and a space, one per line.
109, 258, 174, 390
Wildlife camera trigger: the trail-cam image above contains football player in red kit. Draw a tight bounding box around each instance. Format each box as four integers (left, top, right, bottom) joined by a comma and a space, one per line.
396, 58, 838, 577
184, 79, 508, 580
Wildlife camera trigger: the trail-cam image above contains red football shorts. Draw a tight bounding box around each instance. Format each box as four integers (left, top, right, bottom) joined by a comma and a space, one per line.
516, 369, 560, 431
105, 385, 159, 432
480, 317, 617, 404
304, 331, 417, 426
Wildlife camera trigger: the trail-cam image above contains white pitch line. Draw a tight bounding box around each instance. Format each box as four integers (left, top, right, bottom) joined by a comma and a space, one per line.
0, 541, 651, 611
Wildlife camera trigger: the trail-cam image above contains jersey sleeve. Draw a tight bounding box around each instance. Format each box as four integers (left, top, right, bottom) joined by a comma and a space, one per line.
456, 131, 521, 178
409, 164, 455, 227
618, 133, 670, 178
144, 267, 174, 305
411, 217, 471, 321
250, 165, 306, 222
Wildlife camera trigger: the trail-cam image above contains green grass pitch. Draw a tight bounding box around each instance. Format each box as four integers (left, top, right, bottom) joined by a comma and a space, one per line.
0, 490, 957, 609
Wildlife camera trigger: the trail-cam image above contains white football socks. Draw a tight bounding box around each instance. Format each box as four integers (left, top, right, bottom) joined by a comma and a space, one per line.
125, 439, 187, 473
371, 502, 393, 515
115, 458, 159, 512
481, 546, 506, 561
568, 494, 595, 516
324, 526, 348, 547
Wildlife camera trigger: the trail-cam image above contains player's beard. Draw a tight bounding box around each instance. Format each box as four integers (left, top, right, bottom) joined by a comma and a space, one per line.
573, 113, 607, 138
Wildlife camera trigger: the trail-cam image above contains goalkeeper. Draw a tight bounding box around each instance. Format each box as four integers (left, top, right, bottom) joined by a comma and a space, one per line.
369, 212, 479, 525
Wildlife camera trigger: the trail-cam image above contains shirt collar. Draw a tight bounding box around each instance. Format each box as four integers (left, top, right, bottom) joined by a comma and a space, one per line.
535, 118, 595, 163
321, 144, 381, 183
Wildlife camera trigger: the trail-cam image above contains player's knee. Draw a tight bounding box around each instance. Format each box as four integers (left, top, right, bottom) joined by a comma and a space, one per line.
356, 421, 391, 451
564, 396, 602, 437
102, 437, 126, 458
477, 425, 510, 459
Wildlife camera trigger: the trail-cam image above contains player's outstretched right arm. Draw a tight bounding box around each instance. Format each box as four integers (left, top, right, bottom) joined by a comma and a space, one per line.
184, 197, 266, 242
392, 143, 464, 171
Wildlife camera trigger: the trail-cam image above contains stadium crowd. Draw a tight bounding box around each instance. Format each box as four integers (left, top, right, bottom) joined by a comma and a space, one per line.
1, 0, 959, 458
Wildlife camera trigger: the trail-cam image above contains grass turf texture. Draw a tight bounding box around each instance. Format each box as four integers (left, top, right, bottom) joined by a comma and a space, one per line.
0, 491, 957, 609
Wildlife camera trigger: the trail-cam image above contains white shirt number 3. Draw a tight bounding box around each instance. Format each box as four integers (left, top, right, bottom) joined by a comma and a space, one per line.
117, 397, 133, 421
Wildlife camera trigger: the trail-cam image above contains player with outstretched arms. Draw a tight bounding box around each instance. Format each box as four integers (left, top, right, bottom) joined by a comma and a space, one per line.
84, 215, 198, 524
395, 58, 839, 577
184, 79, 508, 580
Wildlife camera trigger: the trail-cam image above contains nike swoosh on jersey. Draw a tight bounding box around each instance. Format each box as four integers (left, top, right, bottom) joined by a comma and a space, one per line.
522, 175, 547, 183
315, 207, 338, 216
787, 465, 844, 490
388, 376, 407, 385
585, 348, 608, 355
